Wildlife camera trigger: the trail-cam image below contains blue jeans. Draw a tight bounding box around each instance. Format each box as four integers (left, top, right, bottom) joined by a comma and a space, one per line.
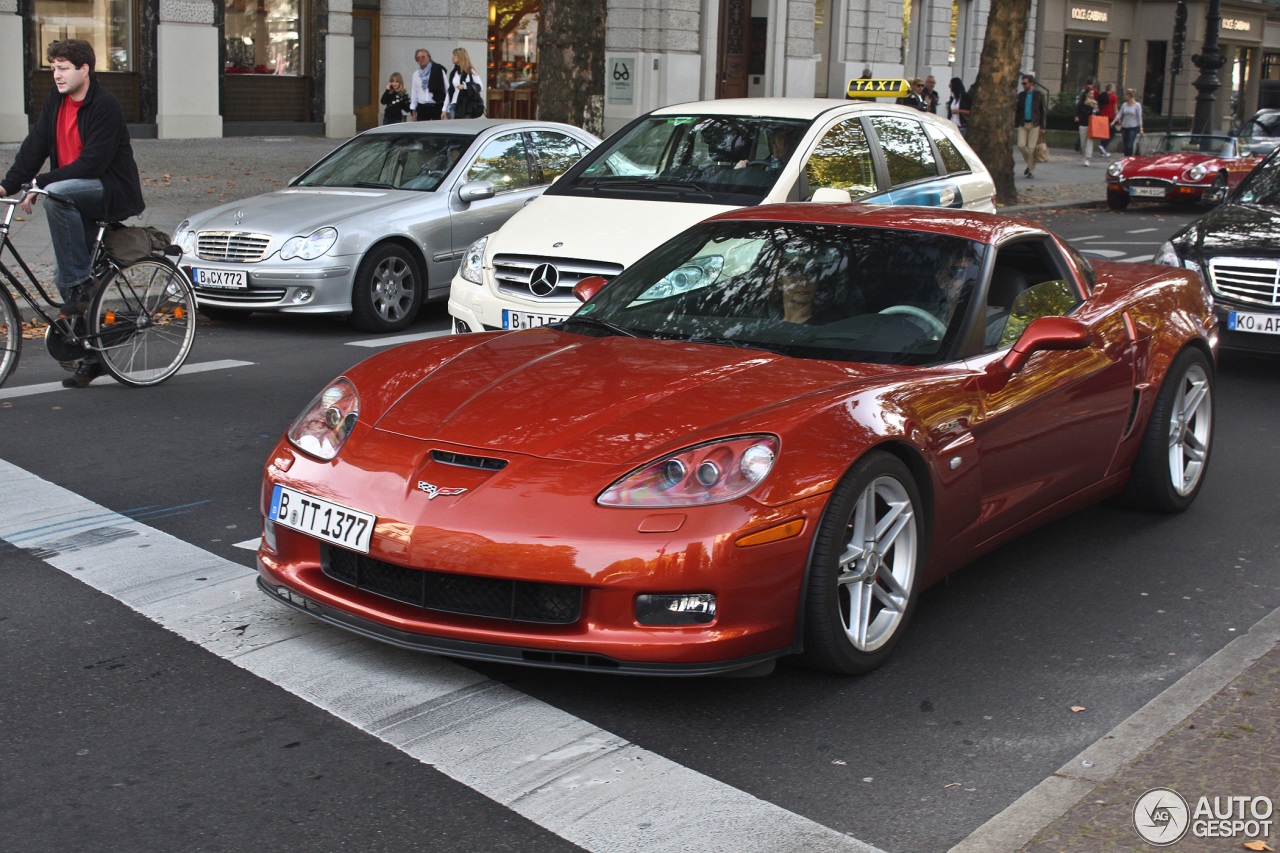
44, 178, 105, 296
1122, 127, 1141, 156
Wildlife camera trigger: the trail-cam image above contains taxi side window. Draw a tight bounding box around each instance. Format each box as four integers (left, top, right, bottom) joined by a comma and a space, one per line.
983, 239, 1082, 351
467, 133, 534, 192
530, 131, 586, 184
870, 116, 938, 186
926, 125, 971, 174
804, 119, 878, 198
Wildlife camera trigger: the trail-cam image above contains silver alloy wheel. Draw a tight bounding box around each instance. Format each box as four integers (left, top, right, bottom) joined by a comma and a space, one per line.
1168, 362, 1212, 496
370, 255, 414, 323
836, 475, 918, 652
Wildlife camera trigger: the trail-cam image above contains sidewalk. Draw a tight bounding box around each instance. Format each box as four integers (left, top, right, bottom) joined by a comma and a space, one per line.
1003, 145, 1110, 212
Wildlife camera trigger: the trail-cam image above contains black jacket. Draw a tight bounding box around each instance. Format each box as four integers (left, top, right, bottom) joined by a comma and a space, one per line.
1, 78, 144, 221
1014, 89, 1047, 128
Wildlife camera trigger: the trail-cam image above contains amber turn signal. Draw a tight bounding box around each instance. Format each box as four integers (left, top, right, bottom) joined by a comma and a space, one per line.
735, 518, 805, 547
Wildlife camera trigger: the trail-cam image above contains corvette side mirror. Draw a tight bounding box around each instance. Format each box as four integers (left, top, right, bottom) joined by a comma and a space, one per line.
574, 275, 608, 302
1002, 316, 1093, 372
457, 181, 495, 203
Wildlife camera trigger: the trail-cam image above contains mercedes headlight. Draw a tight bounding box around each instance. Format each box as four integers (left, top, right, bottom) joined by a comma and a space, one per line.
1186, 164, 1209, 182
280, 227, 338, 261
597, 435, 778, 507
1153, 241, 1181, 266
174, 219, 196, 255
460, 235, 488, 284
637, 255, 724, 300
287, 378, 359, 461
1106, 161, 1123, 178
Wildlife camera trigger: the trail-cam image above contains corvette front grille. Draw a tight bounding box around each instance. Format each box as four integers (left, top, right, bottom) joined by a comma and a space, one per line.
1208, 257, 1280, 307
321, 545, 582, 624
196, 231, 272, 263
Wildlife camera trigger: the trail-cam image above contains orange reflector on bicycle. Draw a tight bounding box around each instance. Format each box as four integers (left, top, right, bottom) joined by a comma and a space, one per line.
174, 307, 184, 320
104, 311, 115, 324
735, 518, 805, 547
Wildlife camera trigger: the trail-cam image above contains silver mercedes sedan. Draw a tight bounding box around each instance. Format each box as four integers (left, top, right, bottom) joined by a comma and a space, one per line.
176, 120, 600, 333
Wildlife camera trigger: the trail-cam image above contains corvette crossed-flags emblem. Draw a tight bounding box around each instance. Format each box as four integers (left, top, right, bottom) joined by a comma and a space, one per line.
417, 481, 468, 499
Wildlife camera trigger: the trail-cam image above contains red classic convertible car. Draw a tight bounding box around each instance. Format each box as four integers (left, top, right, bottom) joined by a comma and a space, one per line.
256, 205, 1217, 677
1106, 133, 1262, 210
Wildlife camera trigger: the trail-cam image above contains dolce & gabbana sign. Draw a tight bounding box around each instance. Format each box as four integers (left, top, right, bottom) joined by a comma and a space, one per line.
1066, 4, 1110, 31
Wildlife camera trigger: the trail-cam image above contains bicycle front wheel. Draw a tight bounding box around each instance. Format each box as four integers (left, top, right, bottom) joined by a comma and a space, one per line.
91, 258, 196, 387
0, 285, 20, 387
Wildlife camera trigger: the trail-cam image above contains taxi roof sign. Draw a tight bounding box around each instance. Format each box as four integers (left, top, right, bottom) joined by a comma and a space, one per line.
846, 78, 912, 99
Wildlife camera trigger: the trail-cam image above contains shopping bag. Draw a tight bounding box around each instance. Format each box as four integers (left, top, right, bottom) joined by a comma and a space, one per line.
1088, 115, 1111, 140
1034, 130, 1050, 163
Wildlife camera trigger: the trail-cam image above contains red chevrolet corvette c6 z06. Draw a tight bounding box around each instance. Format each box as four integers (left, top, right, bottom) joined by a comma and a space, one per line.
256, 204, 1217, 676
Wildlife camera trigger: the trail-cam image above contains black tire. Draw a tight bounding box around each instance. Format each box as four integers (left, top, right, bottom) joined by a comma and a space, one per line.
1107, 190, 1130, 211
349, 244, 422, 333
91, 257, 197, 387
799, 451, 927, 675
1119, 346, 1214, 512
1203, 171, 1229, 208
198, 304, 254, 322
0, 285, 20, 387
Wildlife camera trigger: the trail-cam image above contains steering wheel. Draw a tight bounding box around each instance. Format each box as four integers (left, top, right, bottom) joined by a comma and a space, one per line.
879, 305, 947, 339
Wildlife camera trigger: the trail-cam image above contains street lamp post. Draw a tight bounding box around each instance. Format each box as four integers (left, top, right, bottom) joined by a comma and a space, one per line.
1191, 0, 1226, 135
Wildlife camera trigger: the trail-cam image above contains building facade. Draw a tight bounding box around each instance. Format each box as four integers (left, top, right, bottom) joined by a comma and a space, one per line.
1, 0, 1277, 143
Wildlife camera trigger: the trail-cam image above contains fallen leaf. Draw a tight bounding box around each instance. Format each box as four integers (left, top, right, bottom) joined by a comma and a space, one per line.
1242, 842, 1273, 851
1071, 706, 1086, 713
944, 782, 961, 788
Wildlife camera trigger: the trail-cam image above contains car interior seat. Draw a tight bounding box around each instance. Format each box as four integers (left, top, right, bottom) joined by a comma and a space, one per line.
985, 265, 1029, 348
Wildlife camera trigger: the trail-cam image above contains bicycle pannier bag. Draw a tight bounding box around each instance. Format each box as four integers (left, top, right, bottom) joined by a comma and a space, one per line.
102, 224, 171, 265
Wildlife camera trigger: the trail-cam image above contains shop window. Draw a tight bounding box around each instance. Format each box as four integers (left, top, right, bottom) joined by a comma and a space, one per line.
1062, 35, 1104, 96
489, 1, 539, 117
35, 0, 132, 72
1144, 41, 1167, 115
1119, 40, 1130, 93
1264, 53, 1280, 80
224, 0, 303, 75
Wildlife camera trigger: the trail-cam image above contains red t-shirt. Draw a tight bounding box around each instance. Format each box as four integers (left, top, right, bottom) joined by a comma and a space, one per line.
56, 96, 85, 168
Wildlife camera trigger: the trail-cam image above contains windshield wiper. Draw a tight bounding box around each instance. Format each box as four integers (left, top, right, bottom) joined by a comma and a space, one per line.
559, 316, 642, 338
675, 335, 787, 357
587, 177, 709, 194
352, 181, 397, 189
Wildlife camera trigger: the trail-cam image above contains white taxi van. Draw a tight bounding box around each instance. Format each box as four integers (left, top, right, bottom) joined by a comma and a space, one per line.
448, 83, 994, 333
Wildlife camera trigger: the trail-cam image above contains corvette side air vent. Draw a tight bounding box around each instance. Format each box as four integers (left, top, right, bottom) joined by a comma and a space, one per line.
431, 450, 508, 471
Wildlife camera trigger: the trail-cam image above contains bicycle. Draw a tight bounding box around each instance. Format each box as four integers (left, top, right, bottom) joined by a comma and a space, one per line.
0, 185, 196, 388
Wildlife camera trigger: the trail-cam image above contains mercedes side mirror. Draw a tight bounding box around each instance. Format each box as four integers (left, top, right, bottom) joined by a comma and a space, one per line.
574, 275, 608, 302
457, 181, 496, 203
1003, 316, 1093, 372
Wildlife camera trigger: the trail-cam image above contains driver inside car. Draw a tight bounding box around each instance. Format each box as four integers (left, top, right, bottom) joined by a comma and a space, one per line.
772, 242, 847, 325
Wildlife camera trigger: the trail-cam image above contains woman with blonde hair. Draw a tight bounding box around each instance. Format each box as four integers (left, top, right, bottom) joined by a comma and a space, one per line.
445, 48, 485, 119
380, 72, 411, 124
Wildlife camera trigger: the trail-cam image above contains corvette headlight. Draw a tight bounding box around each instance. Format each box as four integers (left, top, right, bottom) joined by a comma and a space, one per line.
460, 235, 488, 284
287, 378, 359, 461
597, 435, 779, 507
174, 219, 196, 255
1186, 164, 1209, 182
280, 227, 338, 261
1106, 161, 1123, 178
1153, 241, 1181, 266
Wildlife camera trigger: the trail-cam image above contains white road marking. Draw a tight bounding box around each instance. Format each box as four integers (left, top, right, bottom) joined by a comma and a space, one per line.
0, 457, 883, 853
232, 537, 261, 551
0, 359, 255, 400
1126, 227, 1159, 233
345, 329, 452, 348
1074, 235, 1104, 241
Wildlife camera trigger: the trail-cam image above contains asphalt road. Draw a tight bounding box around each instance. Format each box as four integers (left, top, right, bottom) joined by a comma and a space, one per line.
4, 205, 1279, 853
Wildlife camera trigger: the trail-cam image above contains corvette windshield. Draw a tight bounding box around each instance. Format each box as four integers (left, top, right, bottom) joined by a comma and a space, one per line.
296, 133, 475, 191
569, 221, 986, 365
1148, 134, 1236, 157
546, 116, 811, 205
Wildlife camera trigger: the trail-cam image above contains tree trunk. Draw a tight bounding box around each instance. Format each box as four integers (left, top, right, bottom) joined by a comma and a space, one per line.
536, 0, 606, 136
966, 0, 1032, 207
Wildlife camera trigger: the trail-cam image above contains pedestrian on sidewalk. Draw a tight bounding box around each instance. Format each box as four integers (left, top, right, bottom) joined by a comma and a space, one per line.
409, 49, 446, 121
947, 77, 970, 135
380, 72, 410, 124
0, 38, 144, 388
1096, 83, 1117, 157
922, 76, 940, 114
1114, 89, 1144, 156
896, 78, 928, 111
1014, 75, 1046, 177
444, 49, 485, 119
1077, 91, 1098, 166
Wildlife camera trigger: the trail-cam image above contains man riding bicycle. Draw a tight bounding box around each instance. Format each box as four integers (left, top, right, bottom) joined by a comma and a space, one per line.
0, 38, 145, 387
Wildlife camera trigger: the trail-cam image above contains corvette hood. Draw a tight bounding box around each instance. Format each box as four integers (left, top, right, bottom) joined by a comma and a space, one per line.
373, 330, 903, 464
1121, 153, 1219, 179
490, 195, 737, 267
188, 188, 417, 236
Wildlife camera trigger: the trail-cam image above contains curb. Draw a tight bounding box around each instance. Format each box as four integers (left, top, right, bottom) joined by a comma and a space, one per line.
997, 198, 1106, 215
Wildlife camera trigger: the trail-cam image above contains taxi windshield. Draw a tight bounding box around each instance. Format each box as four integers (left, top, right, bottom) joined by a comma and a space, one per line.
296, 133, 475, 191
1149, 134, 1236, 157
565, 220, 986, 366
546, 116, 812, 206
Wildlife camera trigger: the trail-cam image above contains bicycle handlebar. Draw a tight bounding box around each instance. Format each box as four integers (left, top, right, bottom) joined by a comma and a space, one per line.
0, 184, 73, 206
